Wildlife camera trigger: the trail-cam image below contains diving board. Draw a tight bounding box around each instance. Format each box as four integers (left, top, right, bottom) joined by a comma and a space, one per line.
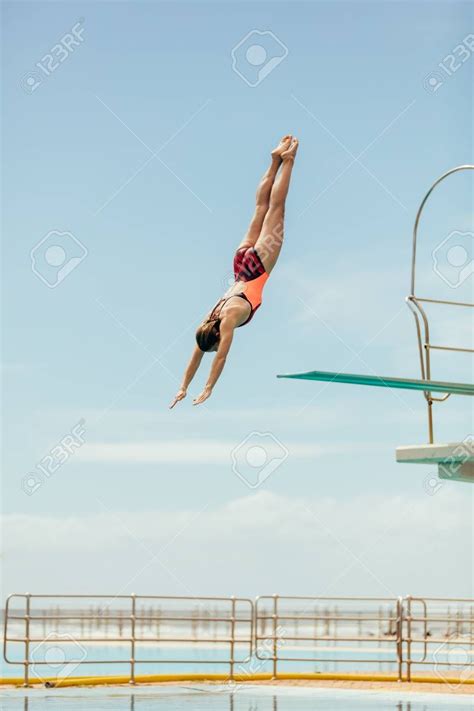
278, 368, 474, 482
277, 370, 474, 397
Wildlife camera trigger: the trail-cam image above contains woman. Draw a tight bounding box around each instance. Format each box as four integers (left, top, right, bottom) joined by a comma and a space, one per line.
170, 135, 299, 408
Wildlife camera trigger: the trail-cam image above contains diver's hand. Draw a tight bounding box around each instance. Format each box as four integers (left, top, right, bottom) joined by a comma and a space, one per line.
193, 386, 212, 406
169, 388, 187, 409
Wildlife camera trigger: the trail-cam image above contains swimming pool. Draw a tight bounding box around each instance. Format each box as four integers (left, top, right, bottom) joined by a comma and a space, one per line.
0, 685, 472, 710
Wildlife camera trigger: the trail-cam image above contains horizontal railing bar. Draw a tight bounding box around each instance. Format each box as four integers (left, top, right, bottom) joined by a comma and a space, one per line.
408, 597, 474, 602
256, 596, 398, 602
405, 617, 474, 623
125, 658, 251, 664
6, 594, 253, 602
259, 656, 398, 663
5, 636, 253, 644
14, 661, 137, 666
405, 637, 474, 646
16, 633, 472, 646
412, 297, 474, 308
256, 635, 396, 643
407, 660, 474, 667
6, 615, 253, 623
425, 344, 474, 353
134, 639, 253, 645
256, 615, 397, 622
132, 596, 253, 603
21, 658, 246, 665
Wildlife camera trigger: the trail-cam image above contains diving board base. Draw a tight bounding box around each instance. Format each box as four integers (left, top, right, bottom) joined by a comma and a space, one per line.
439, 462, 474, 483
396, 441, 474, 484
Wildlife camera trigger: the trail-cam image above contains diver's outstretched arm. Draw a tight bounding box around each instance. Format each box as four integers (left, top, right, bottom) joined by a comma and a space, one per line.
193, 321, 235, 406
169, 346, 204, 408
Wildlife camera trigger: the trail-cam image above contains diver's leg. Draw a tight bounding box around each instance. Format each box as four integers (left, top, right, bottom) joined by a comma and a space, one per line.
237, 135, 292, 251
255, 137, 298, 273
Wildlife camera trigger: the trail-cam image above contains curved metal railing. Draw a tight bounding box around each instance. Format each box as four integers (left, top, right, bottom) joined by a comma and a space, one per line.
407, 165, 474, 442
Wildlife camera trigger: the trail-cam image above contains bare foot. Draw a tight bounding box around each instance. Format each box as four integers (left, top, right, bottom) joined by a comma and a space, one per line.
271, 135, 292, 160
281, 137, 299, 161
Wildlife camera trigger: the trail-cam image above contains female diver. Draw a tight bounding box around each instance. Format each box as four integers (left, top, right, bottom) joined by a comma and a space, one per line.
170, 135, 299, 407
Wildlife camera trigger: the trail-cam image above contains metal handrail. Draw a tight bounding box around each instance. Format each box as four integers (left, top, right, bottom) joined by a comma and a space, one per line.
3, 593, 254, 686
3, 593, 474, 686
411, 165, 474, 295
407, 165, 474, 443
401, 596, 474, 682
255, 595, 402, 677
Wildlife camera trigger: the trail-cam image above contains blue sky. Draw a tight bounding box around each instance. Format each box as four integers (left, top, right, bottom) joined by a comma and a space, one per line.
2, 1, 473, 599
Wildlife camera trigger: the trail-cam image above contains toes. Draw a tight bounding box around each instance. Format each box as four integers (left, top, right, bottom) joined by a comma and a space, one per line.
272, 135, 293, 158
281, 137, 299, 159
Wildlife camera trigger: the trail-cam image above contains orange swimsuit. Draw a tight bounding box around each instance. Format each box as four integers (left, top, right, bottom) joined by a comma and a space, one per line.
209, 247, 269, 327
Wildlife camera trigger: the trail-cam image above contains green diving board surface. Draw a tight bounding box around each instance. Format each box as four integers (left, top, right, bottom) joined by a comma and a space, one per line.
277, 370, 474, 396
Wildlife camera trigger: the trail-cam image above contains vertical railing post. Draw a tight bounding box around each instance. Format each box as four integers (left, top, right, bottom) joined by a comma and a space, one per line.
427, 399, 434, 444
24, 594, 31, 687
272, 594, 278, 679
421, 599, 428, 662
129, 594, 136, 685
229, 596, 236, 681
250, 598, 255, 667
470, 604, 473, 663
396, 597, 403, 682
3, 595, 11, 676
406, 595, 412, 682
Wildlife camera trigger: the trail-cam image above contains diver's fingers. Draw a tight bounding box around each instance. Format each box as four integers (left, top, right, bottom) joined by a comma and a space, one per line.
193, 390, 211, 406
169, 391, 185, 409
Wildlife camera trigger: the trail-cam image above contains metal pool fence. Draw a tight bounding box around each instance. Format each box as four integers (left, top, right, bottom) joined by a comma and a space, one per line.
3, 594, 474, 685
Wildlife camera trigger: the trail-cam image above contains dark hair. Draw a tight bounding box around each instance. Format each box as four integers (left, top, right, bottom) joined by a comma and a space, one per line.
196, 319, 221, 352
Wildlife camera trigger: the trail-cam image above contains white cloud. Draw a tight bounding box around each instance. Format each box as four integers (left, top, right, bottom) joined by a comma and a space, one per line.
47, 402, 426, 439
77, 439, 324, 463
2, 489, 472, 597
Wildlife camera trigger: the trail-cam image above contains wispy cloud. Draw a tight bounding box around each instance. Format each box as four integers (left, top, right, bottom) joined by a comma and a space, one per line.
77, 439, 324, 463
2, 489, 471, 596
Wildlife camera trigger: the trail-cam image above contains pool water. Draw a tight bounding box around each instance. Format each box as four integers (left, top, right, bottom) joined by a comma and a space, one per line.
1, 685, 472, 710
